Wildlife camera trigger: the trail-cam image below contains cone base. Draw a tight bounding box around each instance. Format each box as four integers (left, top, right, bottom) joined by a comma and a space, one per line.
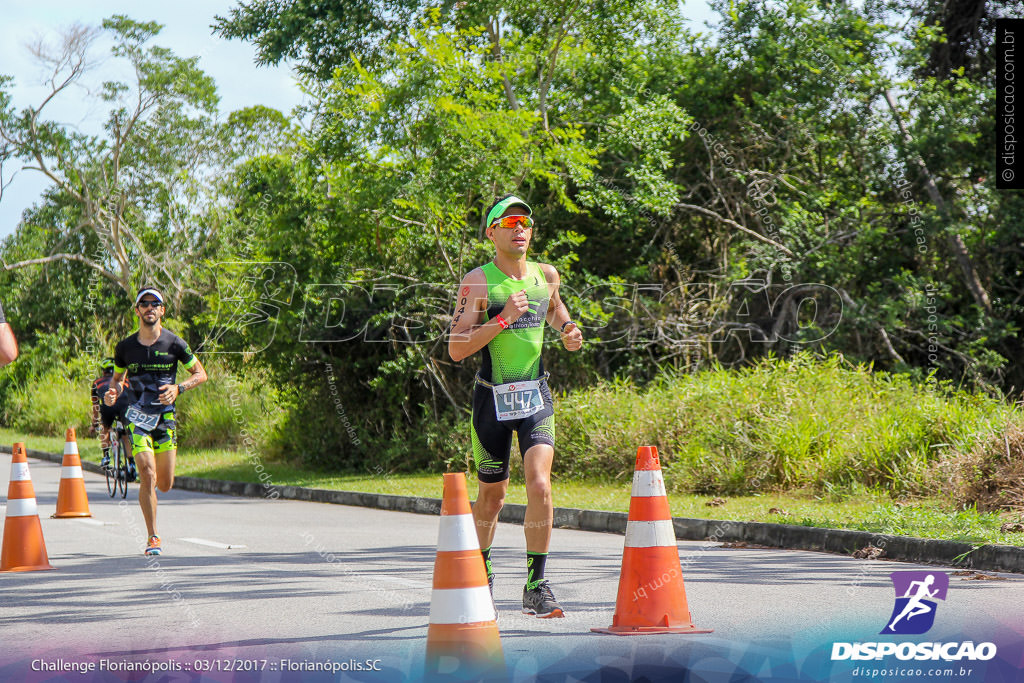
426, 622, 505, 680
591, 625, 713, 635
426, 621, 503, 658
1, 564, 56, 572
52, 511, 91, 518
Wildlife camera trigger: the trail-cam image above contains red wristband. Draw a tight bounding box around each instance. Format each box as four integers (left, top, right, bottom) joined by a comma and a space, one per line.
495, 315, 510, 329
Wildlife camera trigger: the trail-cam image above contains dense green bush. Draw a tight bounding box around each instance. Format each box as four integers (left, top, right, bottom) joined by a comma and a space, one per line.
262, 363, 470, 473
555, 353, 1013, 495
6, 367, 93, 435
5, 346, 1016, 501
175, 362, 279, 449
1, 346, 275, 450
3, 332, 95, 434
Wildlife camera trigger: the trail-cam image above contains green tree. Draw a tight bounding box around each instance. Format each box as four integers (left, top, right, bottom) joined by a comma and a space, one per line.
1, 17, 237, 305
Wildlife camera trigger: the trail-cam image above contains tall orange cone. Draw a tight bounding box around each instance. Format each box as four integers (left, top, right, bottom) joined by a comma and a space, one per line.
425, 473, 504, 678
592, 446, 710, 635
1, 443, 55, 572
53, 428, 91, 518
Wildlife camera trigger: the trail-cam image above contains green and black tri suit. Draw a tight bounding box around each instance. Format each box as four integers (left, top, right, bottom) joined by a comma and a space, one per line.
113, 329, 197, 456
472, 261, 555, 483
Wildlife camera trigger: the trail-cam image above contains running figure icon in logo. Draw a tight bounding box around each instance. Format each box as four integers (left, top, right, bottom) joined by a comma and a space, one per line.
881, 571, 949, 635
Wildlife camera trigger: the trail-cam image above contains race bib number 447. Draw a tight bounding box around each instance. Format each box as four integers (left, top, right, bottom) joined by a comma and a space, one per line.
492, 380, 545, 421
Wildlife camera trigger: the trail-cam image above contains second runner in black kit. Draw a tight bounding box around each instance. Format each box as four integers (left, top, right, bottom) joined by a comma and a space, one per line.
449, 194, 584, 618
105, 287, 207, 556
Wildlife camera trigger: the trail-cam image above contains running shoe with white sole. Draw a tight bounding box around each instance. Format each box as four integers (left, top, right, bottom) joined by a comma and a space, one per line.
145, 535, 161, 556
522, 580, 564, 618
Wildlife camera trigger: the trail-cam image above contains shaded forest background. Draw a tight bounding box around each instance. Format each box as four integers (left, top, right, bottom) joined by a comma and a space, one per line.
1, 0, 1022, 475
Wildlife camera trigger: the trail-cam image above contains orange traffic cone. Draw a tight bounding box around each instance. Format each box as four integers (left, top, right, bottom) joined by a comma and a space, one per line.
1, 443, 55, 572
592, 446, 710, 635
52, 428, 91, 518
425, 473, 504, 678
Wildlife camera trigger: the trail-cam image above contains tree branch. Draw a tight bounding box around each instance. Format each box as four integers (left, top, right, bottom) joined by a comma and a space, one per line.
487, 18, 520, 111
883, 88, 991, 314
2, 252, 122, 286
674, 202, 795, 256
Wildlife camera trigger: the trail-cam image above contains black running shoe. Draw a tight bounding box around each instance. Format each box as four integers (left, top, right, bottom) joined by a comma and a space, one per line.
522, 580, 564, 618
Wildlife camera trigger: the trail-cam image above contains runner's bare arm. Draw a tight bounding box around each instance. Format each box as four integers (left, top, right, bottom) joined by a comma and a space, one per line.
178, 358, 208, 393
540, 264, 582, 351
446, 270, 520, 362
159, 358, 208, 404
104, 371, 126, 406
541, 264, 569, 328
0, 323, 17, 366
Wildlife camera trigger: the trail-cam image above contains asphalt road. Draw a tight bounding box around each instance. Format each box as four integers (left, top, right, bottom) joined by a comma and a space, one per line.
1, 451, 1023, 682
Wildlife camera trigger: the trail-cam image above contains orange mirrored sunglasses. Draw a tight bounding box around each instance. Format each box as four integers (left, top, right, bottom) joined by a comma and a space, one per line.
490, 215, 534, 230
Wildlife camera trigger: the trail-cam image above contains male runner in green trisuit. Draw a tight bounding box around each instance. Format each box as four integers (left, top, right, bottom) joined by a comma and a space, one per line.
448, 194, 583, 618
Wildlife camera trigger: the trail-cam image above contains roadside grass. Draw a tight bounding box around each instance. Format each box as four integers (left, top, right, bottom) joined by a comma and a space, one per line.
2, 427, 1020, 548
556, 354, 1017, 496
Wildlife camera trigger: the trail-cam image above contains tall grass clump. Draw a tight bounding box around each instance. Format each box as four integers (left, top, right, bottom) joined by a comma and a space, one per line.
933, 424, 1024, 511
555, 353, 1014, 495
6, 365, 94, 435
3, 337, 95, 434
175, 360, 280, 448
1, 341, 275, 449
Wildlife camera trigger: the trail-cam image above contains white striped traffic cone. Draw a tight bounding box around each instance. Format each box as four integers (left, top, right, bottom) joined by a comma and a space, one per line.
425, 472, 503, 678
592, 446, 710, 635
1, 443, 55, 571
53, 428, 91, 518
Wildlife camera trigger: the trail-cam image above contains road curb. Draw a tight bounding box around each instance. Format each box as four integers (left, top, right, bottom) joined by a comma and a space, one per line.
3, 444, 1022, 574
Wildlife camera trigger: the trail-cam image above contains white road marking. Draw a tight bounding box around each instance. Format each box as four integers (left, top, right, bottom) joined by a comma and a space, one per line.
179, 537, 247, 549
74, 519, 118, 526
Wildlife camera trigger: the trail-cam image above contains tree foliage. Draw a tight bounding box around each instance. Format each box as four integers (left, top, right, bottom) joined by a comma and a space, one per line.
3, 1, 1022, 470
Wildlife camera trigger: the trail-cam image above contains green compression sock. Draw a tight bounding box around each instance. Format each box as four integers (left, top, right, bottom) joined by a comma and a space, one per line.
526, 551, 548, 589
481, 546, 493, 578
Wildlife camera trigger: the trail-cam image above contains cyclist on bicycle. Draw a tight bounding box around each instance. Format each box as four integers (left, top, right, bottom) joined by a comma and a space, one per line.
91, 358, 133, 478
104, 287, 207, 556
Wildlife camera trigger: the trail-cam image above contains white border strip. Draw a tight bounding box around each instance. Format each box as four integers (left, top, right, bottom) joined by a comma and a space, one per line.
437, 514, 479, 552
179, 537, 247, 550
6, 498, 38, 517
625, 519, 676, 548
429, 586, 495, 624
631, 469, 667, 498
61, 466, 83, 479
9, 462, 31, 481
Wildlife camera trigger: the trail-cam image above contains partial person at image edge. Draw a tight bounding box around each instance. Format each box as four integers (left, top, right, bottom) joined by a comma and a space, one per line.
0, 300, 18, 367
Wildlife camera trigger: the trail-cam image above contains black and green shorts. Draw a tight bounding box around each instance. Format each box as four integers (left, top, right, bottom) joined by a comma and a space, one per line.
471, 376, 555, 484
128, 411, 177, 457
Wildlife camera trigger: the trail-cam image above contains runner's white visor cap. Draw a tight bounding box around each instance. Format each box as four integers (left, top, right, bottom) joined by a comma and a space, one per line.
135, 289, 165, 305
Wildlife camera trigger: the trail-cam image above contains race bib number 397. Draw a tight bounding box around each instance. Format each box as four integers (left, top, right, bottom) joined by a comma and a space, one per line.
492, 379, 545, 422
125, 406, 160, 431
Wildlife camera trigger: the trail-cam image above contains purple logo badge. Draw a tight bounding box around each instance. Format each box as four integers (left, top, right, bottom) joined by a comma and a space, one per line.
880, 571, 949, 635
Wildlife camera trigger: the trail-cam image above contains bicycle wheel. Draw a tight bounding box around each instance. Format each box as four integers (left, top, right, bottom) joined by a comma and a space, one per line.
117, 434, 128, 499
105, 441, 117, 497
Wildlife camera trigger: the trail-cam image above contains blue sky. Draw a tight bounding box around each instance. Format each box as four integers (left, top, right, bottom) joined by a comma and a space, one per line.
0, 0, 304, 238
0, 1, 718, 239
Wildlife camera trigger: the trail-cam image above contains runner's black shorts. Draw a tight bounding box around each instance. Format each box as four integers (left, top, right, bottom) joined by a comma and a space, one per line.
471, 376, 555, 484
99, 404, 125, 430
